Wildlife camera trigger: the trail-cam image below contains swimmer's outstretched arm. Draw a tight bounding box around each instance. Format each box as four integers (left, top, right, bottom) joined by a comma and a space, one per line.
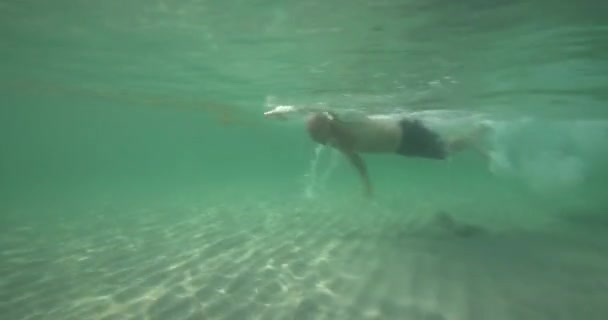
263, 105, 335, 120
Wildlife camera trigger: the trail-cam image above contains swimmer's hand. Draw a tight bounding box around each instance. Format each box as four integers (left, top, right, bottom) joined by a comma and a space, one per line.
264, 105, 297, 120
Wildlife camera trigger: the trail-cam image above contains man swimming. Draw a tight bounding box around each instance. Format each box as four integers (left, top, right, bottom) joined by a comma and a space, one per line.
264, 105, 487, 197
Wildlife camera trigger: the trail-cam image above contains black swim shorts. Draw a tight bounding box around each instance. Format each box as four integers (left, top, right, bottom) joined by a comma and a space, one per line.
395, 119, 447, 160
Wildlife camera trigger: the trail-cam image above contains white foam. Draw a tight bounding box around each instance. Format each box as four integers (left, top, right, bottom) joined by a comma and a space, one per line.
303, 145, 341, 199
303, 145, 325, 199
485, 117, 608, 192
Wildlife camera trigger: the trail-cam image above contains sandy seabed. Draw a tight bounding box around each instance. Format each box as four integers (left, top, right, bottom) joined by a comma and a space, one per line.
1, 199, 607, 320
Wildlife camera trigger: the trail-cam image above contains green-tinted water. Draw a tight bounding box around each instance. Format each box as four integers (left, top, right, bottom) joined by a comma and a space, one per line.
1, 0, 607, 319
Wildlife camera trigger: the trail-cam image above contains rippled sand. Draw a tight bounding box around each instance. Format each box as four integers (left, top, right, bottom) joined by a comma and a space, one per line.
2, 200, 607, 320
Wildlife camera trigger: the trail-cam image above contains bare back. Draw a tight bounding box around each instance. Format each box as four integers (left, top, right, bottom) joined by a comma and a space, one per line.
335, 116, 402, 153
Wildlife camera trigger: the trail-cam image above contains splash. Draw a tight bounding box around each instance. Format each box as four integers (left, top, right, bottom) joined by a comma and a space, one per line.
303, 144, 340, 199
486, 117, 608, 193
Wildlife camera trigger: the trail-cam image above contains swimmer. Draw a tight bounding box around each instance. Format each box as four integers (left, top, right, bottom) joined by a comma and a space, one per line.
264, 105, 488, 198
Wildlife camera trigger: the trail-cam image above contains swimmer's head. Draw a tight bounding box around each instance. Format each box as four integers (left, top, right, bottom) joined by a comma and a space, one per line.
306, 112, 333, 144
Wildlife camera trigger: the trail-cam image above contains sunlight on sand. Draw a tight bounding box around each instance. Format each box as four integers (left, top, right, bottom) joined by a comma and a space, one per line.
2, 201, 608, 320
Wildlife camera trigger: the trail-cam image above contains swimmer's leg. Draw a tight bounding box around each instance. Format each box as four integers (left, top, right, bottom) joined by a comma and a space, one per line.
444, 124, 491, 159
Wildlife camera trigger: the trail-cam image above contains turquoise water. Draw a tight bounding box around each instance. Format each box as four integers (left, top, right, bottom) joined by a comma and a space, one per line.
1, 0, 608, 319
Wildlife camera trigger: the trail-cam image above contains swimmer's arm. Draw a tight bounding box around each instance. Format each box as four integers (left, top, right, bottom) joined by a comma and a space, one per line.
341, 149, 373, 198
264, 105, 334, 120
327, 122, 372, 197
264, 106, 370, 126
